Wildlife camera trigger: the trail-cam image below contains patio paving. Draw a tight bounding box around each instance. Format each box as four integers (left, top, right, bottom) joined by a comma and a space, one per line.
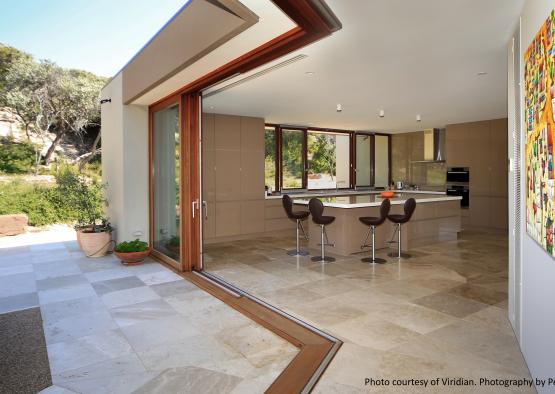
0, 226, 298, 394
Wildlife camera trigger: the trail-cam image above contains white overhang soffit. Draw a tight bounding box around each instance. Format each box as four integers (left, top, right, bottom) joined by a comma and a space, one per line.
128, 0, 296, 106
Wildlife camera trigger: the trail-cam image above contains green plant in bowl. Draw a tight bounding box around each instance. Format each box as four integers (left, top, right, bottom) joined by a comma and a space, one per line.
115, 239, 148, 253
114, 239, 150, 265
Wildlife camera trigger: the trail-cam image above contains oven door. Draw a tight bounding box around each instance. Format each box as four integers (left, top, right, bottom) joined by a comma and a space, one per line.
446, 171, 469, 183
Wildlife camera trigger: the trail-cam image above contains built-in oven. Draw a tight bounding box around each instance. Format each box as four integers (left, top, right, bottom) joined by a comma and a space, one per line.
446, 167, 470, 183
446, 185, 469, 208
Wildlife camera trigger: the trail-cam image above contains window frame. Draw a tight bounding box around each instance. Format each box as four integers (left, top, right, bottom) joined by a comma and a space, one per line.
266, 124, 392, 193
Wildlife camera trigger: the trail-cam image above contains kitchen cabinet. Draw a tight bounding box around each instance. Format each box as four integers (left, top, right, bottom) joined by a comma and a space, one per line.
203, 113, 266, 241
445, 118, 508, 230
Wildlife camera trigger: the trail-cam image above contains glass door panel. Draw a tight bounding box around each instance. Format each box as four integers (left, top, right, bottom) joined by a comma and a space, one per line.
374, 135, 389, 188
307, 131, 350, 189
152, 104, 181, 262
281, 129, 304, 189
356, 134, 372, 187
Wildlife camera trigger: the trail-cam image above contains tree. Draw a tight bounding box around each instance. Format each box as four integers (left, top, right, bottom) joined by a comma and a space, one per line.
40, 67, 105, 164
0, 49, 41, 140
0, 44, 32, 93
0, 46, 107, 165
308, 133, 336, 181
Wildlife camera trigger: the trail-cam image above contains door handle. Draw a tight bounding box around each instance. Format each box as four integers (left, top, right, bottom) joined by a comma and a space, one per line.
202, 200, 208, 220
192, 200, 199, 219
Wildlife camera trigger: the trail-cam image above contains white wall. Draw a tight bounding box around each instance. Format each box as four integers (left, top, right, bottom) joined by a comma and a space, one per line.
101, 75, 149, 243
513, 1, 555, 391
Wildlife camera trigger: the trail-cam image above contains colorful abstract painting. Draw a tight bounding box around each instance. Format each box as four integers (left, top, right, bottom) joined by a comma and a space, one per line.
524, 9, 555, 257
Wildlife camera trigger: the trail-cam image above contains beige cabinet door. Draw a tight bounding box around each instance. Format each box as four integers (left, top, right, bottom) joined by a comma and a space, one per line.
215, 114, 240, 150
241, 200, 265, 234
241, 149, 264, 200
445, 123, 469, 167
469, 196, 491, 228
466, 121, 491, 196
240, 117, 264, 152
215, 201, 241, 237
215, 150, 241, 201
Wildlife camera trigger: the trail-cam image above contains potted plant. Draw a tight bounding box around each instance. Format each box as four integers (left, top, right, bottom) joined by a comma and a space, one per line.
79, 219, 113, 257
114, 239, 151, 265
56, 167, 112, 257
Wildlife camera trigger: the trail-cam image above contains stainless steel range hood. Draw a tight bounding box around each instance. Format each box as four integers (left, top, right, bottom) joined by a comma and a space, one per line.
411, 128, 445, 163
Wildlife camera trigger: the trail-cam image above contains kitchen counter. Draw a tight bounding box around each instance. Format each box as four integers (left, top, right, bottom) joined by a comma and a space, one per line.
288, 192, 462, 256
292, 192, 461, 208
265, 189, 446, 200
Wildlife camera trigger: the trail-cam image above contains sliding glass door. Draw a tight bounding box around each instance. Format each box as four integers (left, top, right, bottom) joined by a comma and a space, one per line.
152, 104, 181, 264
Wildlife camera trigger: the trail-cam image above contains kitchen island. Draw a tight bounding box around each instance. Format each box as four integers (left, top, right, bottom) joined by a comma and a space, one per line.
293, 192, 462, 256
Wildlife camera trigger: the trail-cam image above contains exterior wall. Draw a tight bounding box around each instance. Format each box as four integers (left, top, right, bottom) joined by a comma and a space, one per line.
101, 74, 149, 243
513, 0, 555, 390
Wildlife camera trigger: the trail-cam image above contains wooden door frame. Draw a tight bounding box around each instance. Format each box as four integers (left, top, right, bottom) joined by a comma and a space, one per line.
148, 0, 339, 272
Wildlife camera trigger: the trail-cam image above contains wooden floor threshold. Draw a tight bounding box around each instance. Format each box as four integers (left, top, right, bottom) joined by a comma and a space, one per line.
177, 270, 342, 393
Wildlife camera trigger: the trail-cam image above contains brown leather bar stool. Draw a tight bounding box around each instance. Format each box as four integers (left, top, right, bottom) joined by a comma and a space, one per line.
282, 195, 310, 256
387, 198, 416, 259
359, 198, 391, 264
308, 198, 336, 263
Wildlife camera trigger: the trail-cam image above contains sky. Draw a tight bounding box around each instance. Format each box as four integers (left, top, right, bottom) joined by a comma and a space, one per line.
0, 0, 189, 77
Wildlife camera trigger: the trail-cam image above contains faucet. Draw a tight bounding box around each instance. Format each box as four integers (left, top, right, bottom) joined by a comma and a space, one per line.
336, 180, 346, 192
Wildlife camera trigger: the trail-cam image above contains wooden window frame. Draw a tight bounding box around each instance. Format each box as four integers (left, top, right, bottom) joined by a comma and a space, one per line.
265, 124, 392, 193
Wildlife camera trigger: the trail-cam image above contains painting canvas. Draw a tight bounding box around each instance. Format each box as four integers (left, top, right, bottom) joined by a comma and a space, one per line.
524, 9, 555, 258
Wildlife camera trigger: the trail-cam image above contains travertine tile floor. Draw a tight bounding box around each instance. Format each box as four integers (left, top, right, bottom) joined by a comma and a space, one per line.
0, 227, 298, 394
205, 230, 534, 393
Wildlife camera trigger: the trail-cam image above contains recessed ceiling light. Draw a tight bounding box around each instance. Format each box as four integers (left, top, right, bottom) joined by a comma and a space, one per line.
209, 106, 215, 110
305, 71, 315, 76
477, 71, 488, 76
416, 114, 422, 122
336, 104, 342, 112
379, 109, 385, 118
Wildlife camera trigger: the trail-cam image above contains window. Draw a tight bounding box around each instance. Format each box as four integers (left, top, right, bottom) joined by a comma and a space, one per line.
281, 128, 304, 189
263, 124, 391, 192
152, 104, 181, 262
264, 127, 277, 192
355, 134, 372, 187
307, 130, 350, 189
374, 135, 390, 188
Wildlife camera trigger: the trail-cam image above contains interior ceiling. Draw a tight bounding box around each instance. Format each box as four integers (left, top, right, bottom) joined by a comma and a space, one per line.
203, 0, 525, 133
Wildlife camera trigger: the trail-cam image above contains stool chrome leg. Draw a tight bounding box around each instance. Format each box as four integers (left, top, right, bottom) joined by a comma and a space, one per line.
387, 223, 412, 259
287, 219, 310, 256
311, 224, 335, 263
361, 226, 387, 264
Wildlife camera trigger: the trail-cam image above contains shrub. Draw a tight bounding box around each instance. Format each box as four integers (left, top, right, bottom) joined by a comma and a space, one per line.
0, 165, 107, 227
0, 137, 37, 174
114, 239, 148, 253
55, 165, 107, 230
0, 180, 75, 226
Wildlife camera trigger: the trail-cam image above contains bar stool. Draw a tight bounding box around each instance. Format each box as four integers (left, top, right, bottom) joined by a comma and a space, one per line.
387, 198, 416, 259
359, 198, 391, 264
308, 198, 336, 263
282, 195, 310, 256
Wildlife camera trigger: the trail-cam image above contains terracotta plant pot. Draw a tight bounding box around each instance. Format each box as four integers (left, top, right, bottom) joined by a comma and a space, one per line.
75, 225, 93, 249
80, 231, 112, 257
114, 249, 151, 266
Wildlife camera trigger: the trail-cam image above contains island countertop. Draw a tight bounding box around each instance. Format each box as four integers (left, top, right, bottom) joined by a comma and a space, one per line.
292, 192, 462, 209
265, 189, 446, 200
